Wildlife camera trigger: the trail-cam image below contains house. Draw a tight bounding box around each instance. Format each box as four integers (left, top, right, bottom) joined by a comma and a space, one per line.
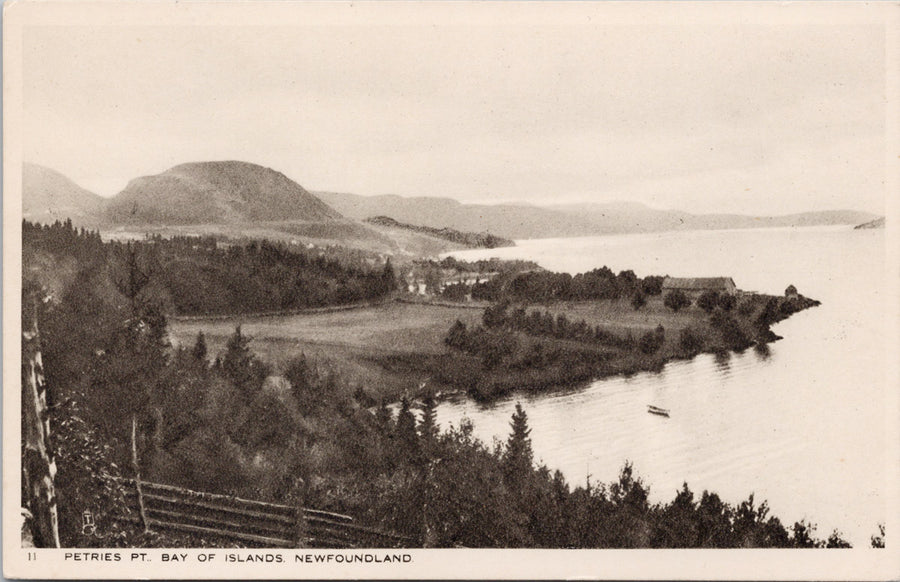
662, 277, 737, 297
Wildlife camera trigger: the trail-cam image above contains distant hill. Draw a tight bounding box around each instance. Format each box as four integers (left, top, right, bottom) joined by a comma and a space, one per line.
550, 202, 879, 234
364, 216, 514, 249
314, 192, 601, 240
23, 163, 105, 226
25, 160, 878, 245
317, 191, 878, 239
104, 161, 342, 224
854, 216, 885, 230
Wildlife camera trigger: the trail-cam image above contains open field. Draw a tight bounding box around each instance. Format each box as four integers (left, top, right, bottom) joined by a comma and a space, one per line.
169, 296, 716, 401
169, 292, 813, 402
541, 296, 707, 337
168, 300, 485, 399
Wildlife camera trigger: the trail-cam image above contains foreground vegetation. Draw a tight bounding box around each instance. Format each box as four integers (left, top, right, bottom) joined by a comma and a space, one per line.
24, 220, 873, 549
26, 284, 859, 548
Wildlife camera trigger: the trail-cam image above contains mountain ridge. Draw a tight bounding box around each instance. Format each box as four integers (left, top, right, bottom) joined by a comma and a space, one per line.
317, 190, 877, 240
549, 202, 877, 234
314, 191, 603, 239
23, 161, 879, 241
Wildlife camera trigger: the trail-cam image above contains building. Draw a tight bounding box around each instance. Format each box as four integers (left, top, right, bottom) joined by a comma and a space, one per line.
662, 276, 737, 297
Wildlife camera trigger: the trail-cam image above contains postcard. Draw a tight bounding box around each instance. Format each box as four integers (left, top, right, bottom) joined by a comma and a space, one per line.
3, 1, 899, 579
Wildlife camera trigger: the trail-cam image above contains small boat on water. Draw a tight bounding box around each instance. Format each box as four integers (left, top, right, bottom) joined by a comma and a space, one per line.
647, 405, 670, 417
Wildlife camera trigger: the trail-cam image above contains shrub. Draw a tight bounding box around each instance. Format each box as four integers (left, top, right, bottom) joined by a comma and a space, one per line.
697, 291, 720, 313
445, 320, 468, 349
737, 299, 755, 317
664, 290, 691, 312
631, 291, 647, 310
717, 294, 737, 311
756, 297, 781, 326
638, 325, 665, 354
482, 301, 510, 328
641, 276, 664, 296
711, 310, 751, 350
679, 327, 705, 352
441, 282, 469, 302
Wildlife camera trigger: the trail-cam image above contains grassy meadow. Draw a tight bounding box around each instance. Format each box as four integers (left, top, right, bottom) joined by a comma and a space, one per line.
168, 301, 485, 400
169, 294, 765, 402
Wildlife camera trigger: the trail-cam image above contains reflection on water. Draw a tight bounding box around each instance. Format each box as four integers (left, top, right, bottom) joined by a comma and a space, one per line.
438, 226, 885, 545
713, 349, 732, 372
753, 342, 771, 360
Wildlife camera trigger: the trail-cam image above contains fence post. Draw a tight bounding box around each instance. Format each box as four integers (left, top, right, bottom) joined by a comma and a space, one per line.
21, 302, 60, 547
131, 416, 150, 533
293, 508, 308, 548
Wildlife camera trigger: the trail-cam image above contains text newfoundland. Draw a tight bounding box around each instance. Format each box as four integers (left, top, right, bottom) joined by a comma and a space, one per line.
293, 553, 412, 564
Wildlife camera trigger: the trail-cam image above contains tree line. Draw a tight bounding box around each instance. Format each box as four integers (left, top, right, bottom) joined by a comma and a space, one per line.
321, 397, 866, 549
24, 220, 397, 316
466, 267, 665, 304
480, 302, 640, 349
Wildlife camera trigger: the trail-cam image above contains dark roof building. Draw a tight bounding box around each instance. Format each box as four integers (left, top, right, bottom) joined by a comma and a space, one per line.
662, 276, 737, 296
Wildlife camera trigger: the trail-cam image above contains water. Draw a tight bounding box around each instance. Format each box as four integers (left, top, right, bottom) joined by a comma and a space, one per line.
437, 226, 886, 545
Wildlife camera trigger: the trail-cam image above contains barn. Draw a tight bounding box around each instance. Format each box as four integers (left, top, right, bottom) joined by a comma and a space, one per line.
662, 276, 737, 296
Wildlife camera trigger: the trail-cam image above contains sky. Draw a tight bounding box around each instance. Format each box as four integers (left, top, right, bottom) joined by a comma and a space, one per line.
21, 7, 889, 215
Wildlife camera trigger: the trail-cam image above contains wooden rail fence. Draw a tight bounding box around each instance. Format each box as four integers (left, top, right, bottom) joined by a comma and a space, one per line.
115, 480, 414, 548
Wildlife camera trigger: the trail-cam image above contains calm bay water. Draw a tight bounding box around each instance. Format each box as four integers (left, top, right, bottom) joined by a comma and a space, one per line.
438, 226, 886, 545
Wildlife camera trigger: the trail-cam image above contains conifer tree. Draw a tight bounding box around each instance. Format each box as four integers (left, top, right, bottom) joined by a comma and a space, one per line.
285, 353, 312, 403
503, 403, 534, 486
223, 325, 268, 398
192, 331, 208, 362
375, 399, 394, 434
418, 392, 439, 442
381, 258, 397, 294
395, 396, 420, 457
631, 290, 647, 310
445, 320, 468, 349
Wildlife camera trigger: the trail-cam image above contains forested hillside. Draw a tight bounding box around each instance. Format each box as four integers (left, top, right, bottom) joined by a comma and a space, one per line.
24, 220, 396, 316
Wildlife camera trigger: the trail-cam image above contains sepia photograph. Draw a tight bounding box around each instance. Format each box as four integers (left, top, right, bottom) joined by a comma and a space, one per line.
3, 1, 899, 579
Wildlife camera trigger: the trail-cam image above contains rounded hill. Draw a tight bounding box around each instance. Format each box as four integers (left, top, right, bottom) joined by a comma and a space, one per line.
104, 161, 342, 224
